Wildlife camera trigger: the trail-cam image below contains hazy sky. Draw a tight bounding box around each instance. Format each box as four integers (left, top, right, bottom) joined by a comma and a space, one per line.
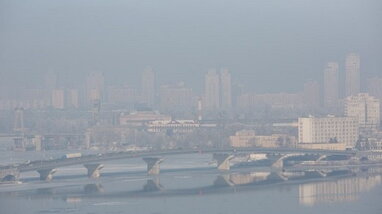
0, 0, 381, 92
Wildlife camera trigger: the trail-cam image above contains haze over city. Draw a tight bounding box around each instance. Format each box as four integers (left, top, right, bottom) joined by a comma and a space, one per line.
1, 0, 382, 92
1, 1, 382, 214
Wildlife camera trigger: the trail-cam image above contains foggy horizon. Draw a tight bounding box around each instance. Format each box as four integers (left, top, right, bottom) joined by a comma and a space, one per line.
1, 0, 381, 93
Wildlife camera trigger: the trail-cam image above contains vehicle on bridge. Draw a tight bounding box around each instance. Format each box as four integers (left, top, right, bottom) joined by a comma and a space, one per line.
61, 153, 82, 159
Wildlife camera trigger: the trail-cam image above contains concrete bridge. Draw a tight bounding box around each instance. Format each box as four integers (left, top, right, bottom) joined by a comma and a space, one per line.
0, 147, 357, 182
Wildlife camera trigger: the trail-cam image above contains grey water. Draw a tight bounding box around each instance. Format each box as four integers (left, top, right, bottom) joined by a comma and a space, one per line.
1, 150, 382, 214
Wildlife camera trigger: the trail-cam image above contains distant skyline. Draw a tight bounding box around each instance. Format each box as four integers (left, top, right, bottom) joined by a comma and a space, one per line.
1, 0, 381, 92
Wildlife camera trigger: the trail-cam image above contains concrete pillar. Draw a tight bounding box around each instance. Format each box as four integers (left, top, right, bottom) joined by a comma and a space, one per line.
143, 178, 163, 192
213, 153, 234, 171
316, 155, 327, 162
37, 169, 57, 181
272, 158, 285, 169
84, 163, 104, 178
84, 183, 104, 194
143, 157, 164, 175
213, 174, 234, 187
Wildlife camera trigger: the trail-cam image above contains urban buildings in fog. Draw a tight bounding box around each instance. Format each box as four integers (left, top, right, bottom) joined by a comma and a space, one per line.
323, 62, 339, 109
159, 82, 194, 115
204, 68, 232, 112
204, 69, 221, 111
345, 93, 381, 134
367, 77, 382, 112
345, 53, 361, 97
220, 69, 232, 111
51, 89, 65, 109
303, 80, 320, 109
0, 52, 381, 152
141, 67, 156, 108
86, 73, 105, 105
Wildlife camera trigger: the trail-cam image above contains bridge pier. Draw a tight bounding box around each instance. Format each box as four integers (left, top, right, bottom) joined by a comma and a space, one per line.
84, 163, 104, 178
213, 153, 234, 171
37, 169, 57, 181
143, 178, 163, 192
143, 157, 164, 175
84, 183, 104, 194
315, 155, 327, 162
214, 174, 234, 187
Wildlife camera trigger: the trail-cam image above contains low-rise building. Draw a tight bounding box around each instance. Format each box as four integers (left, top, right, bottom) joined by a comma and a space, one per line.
297, 142, 347, 151
147, 120, 200, 134
119, 111, 171, 127
229, 130, 295, 148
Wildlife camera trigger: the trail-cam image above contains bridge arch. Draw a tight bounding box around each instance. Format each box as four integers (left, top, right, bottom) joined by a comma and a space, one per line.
2, 174, 17, 182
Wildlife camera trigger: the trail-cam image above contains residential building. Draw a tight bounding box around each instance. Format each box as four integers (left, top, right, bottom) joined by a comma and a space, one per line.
345, 53, 361, 97
345, 93, 380, 134
51, 89, 65, 109
220, 68, 232, 110
204, 69, 220, 111
323, 62, 339, 109
141, 67, 156, 107
298, 116, 359, 148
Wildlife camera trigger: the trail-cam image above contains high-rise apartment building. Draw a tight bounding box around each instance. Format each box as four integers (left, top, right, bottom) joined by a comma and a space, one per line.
367, 77, 382, 101
303, 80, 320, 109
344, 93, 380, 133
107, 86, 139, 106
220, 69, 232, 110
141, 67, 156, 107
298, 116, 359, 148
204, 69, 221, 111
66, 89, 79, 108
51, 89, 65, 109
323, 62, 339, 109
345, 53, 361, 97
86, 73, 104, 104
159, 83, 194, 114
367, 77, 382, 114
204, 68, 232, 112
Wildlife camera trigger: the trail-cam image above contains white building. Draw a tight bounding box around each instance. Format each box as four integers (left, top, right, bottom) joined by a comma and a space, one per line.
298, 116, 359, 148
345, 93, 380, 133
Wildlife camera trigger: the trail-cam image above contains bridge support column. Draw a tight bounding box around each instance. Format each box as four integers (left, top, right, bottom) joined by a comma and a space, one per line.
84, 163, 104, 178
213, 153, 234, 171
214, 174, 234, 187
315, 155, 327, 162
37, 169, 57, 181
143, 178, 163, 192
143, 157, 163, 175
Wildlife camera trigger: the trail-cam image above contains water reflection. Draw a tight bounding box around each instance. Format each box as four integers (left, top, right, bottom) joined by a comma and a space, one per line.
84, 183, 104, 194
299, 174, 382, 206
1, 167, 382, 208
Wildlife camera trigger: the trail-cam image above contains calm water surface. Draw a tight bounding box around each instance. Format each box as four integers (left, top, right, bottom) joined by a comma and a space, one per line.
1, 150, 382, 214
